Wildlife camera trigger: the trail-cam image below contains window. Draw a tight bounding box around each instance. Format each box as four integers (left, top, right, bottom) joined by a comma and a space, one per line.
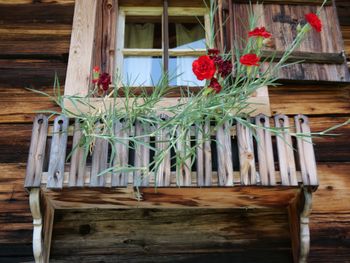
116, 6, 210, 87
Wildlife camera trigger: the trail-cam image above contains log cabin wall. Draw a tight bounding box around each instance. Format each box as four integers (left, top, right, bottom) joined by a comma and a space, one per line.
0, 0, 349, 262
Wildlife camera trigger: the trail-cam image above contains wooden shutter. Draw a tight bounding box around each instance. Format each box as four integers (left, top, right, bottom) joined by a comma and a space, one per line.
222, 0, 349, 82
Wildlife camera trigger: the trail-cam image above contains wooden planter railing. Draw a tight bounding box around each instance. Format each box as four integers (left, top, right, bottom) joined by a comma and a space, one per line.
24, 114, 318, 263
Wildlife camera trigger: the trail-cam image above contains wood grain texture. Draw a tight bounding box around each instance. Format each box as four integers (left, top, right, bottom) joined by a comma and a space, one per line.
0, 0, 350, 262
176, 127, 192, 187
237, 121, 256, 185
233, 3, 350, 82
69, 119, 86, 187
2, 162, 350, 261
294, 115, 318, 186
24, 115, 48, 188
64, 0, 97, 96
155, 116, 171, 187
134, 121, 151, 187
216, 121, 234, 186
112, 119, 130, 187
43, 187, 301, 209
90, 125, 109, 187
196, 121, 212, 186
255, 114, 276, 186
47, 115, 69, 189
274, 114, 298, 186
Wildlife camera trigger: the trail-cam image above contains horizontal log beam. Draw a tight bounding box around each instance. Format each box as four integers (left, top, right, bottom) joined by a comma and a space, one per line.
261, 51, 346, 65
233, 0, 332, 4
43, 187, 301, 209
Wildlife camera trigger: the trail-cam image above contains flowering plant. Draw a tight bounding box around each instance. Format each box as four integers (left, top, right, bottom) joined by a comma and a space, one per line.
33, 0, 348, 188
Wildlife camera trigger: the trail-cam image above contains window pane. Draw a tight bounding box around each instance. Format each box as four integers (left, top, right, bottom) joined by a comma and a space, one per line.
124, 16, 162, 49
169, 56, 205, 87
123, 56, 163, 86
169, 16, 206, 49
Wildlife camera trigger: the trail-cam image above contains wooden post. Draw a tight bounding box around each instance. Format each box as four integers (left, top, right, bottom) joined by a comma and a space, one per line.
288, 187, 313, 263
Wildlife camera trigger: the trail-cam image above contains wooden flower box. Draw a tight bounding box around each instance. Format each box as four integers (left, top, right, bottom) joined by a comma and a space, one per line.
24, 113, 318, 263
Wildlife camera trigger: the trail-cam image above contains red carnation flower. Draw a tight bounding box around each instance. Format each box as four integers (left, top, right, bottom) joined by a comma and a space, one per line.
239, 54, 260, 67
209, 78, 222, 94
192, 55, 216, 81
218, 60, 233, 78
248, 27, 272, 38
98, 73, 111, 91
305, 13, 322, 32
212, 55, 224, 66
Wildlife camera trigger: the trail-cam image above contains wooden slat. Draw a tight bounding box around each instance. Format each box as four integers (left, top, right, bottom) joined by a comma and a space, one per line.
68, 119, 86, 187
24, 114, 48, 188
47, 115, 69, 189
155, 115, 171, 187
196, 121, 212, 186
64, 0, 97, 96
255, 114, 276, 186
176, 127, 192, 186
274, 114, 298, 186
133, 121, 150, 187
111, 119, 130, 187
295, 115, 319, 186
90, 125, 109, 187
237, 121, 257, 185
216, 121, 234, 186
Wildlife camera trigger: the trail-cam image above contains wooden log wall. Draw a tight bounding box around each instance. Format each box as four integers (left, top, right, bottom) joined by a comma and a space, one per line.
0, 0, 349, 262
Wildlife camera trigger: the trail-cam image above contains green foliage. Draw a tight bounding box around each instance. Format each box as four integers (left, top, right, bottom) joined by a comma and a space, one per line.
31, 0, 339, 186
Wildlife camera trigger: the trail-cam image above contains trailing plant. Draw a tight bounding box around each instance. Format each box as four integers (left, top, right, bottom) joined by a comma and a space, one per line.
31, 0, 349, 190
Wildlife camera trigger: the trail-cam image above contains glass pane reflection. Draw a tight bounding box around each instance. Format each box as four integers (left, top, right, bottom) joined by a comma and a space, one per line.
169, 56, 205, 87
123, 56, 163, 86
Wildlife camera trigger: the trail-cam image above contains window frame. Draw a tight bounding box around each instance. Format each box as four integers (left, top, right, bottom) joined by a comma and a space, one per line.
63, 0, 271, 116
116, 6, 211, 87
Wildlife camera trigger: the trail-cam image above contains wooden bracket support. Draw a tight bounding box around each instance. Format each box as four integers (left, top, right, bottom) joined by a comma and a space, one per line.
289, 187, 313, 263
299, 188, 312, 263
29, 188, 55, 263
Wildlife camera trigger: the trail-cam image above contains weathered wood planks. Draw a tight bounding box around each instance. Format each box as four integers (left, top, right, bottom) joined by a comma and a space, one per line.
155, 115, 171, 187
25, 115, 49, 188
274, 114, 298, 186
237, 120, 256, 185
255, 114, 276, 186
90, 123, 109, 187
232, 3, 350, 82
64, 0, 97, 97
196, 121, 212, 186
47, 115, 69, 189
216, 121, 234, 186
25, 114, 320, 188
68, 119, 86, 187
134, 120, 151, 187
112, 119, 130, 187
295, 115, 318, 186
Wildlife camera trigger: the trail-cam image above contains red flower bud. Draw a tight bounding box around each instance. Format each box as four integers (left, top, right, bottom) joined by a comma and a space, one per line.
305, 13, 322, 32
239, 54, 260, 67
209, 78, 222, 94
248, 27, 272, 39
92, 66, 100, 84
